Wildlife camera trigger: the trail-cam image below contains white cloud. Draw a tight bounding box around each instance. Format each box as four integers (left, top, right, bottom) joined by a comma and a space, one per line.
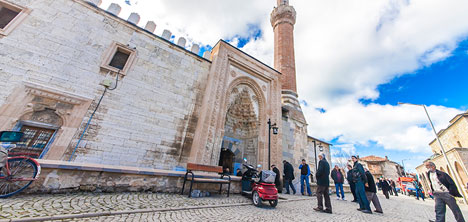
99, 0, 468, 160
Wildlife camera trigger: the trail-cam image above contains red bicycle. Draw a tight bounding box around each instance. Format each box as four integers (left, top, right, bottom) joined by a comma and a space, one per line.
0, 131, 41, 198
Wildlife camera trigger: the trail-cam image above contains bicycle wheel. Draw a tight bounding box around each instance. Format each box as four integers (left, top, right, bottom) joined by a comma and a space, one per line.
0, 157, 38, 198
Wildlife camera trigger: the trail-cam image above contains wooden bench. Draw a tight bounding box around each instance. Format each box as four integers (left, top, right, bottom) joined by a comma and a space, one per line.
181, 163, 231, 198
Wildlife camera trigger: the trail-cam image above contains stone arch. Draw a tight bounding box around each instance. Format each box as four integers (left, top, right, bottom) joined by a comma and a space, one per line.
455, 161, 468, 191
218, 77, 267, 170
223, 77, 267, 121
19, 108, 64, 127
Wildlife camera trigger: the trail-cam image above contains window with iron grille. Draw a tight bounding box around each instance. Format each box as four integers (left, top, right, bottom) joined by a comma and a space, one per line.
14, 126, 55, 158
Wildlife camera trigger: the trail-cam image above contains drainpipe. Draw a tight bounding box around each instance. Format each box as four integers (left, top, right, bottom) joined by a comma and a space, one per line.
68, 71, 120, 161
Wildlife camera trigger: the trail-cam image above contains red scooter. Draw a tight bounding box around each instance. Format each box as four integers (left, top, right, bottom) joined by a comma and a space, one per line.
241, 161, 278, 207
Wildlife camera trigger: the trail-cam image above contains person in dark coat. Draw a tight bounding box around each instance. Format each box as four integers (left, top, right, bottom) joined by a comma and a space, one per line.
313, 154, 332, 214
271, 164, 282, 193
352, 155, 372, 214
390, 179, 398, 196
425, 161, 465, 222
347, 164, 358, 202
387, 179, 394, 195
282, 160, 296, 194
364, 168, 383, 213
379, 178, 391, 199
331, 165, 345, 200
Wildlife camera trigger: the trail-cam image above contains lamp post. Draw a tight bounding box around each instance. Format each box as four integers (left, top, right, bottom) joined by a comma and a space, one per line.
401, 158, 410, 177
313, 140, 324, 171
399, 102, 467, 204
268, 118, 278, 170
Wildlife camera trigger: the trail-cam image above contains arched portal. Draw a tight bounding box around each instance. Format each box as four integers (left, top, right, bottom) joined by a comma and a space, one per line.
455, 161, 468, 192
220, 84, 260, 174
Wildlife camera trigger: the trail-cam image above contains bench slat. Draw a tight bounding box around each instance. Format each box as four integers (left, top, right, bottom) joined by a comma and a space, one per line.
188, 178, 230, 183
187, 163, 223, 173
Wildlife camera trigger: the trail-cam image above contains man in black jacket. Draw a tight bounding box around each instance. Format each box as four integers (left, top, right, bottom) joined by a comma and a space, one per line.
379, 178, 391, 199
425, 161, 465, 222
364, 168, 383, 213
347, 164, 358, 202
352, 155, 372, 214
283, 160, 296, 194
313, 154, 332, 214
271, 164, 282, 193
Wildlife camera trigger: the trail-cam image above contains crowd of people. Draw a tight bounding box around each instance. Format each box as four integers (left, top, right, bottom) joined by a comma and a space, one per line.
276, 155, 382, 214
230, 155, 466, 220
271, 157, 466, 221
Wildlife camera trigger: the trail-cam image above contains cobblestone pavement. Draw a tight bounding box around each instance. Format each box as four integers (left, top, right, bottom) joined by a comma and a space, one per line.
1, 192, 468, 221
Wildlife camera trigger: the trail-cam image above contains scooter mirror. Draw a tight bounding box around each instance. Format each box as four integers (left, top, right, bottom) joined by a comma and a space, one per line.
243, 158, 247, 162
257, 164, 262, 168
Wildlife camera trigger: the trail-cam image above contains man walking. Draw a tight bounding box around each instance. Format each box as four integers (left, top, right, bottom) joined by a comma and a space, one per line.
283, 160, 296, 195
299, 159, 312, 196
390, 179, 398, 196
387, 179, 394, 195
351, 155, 372, 214
425, 161, 465, 222
364, 168, 383, 213
347, 164, 358, 202
313, 154, 332, 214
271, 164, 282, 193
415, 180, 425, 201
379, 178, 391, 199
331, 165, 345, 200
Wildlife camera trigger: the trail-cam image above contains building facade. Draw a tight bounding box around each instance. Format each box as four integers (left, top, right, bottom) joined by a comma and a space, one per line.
354, 155, 404, 181
416, 111, 468, 200
0, 0, 330, 186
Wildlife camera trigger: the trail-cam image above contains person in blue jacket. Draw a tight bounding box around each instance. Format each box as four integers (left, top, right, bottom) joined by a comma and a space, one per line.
299, 159, 312, 196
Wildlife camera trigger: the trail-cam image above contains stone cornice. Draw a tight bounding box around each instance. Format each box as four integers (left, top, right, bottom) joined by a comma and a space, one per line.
270, 5, 296, 28
24, 81, 93, 105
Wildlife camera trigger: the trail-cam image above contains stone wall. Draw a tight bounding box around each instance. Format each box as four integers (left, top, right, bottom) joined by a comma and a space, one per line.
281, 114, 308, 174
28, 160, 241, 194
382, 161, 402, 180
0, 0, 211, 169
430, 115, 468, 154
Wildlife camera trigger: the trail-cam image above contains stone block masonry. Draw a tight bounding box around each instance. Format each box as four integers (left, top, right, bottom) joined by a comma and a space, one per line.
0, 0, 211, 169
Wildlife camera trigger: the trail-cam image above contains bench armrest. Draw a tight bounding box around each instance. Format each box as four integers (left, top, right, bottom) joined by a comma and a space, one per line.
184, 171, 194, 181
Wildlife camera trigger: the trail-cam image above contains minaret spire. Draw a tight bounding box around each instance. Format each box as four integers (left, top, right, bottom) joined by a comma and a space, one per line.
271, 0, 297, 94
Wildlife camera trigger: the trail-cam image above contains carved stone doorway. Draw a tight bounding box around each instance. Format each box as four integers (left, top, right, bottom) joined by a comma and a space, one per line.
220, 85, 260, 173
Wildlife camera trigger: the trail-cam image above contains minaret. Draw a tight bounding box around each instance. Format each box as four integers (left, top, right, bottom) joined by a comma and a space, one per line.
270, 0, 297, 94
271, 0, 305, 122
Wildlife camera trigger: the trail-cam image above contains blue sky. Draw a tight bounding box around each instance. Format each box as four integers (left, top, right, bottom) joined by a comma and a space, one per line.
344, 38, 468, 173
369, 38, 468, 110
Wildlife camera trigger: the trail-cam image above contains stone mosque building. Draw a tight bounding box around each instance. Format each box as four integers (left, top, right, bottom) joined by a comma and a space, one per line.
0, 0, 331, 191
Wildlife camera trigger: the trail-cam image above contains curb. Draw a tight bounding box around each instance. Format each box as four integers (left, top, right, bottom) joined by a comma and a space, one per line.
0, 197, 311, 222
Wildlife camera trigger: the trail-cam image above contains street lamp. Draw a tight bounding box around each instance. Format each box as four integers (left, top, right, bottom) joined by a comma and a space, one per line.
268, 118, 278, 170
313, 140, 324, 171
399, 102, 468, 204
401, 158, 410, 177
